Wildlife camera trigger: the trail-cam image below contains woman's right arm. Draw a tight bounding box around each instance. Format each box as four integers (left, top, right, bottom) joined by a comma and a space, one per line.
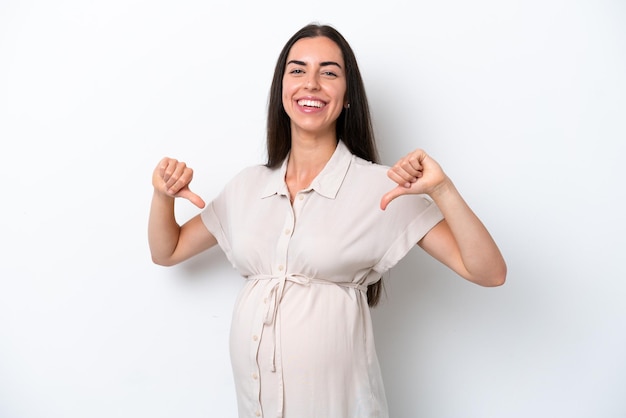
148, 157, 217, 266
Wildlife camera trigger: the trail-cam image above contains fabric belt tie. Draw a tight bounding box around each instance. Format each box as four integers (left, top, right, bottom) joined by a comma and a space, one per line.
245, 273, 367, 418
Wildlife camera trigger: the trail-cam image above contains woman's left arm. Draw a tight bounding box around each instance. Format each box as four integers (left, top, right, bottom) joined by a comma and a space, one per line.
381, 149, 507, 287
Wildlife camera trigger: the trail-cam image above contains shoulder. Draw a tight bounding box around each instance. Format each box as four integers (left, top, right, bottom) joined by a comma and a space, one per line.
351, 155, 389, 174
215, 164, 271, 197
346, 155, 393, 188
228, 164, 273, 184
345, 154, 439, 211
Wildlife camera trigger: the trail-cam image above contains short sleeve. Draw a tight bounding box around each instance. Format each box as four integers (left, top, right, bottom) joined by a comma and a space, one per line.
201, 199, 234, 264
372, 195, 443, 274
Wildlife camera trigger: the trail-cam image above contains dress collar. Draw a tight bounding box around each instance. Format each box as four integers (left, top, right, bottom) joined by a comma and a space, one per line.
260, 140, 352, 200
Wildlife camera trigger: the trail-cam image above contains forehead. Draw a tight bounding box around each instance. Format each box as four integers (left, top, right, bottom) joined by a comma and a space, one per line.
286, 36, 344, 65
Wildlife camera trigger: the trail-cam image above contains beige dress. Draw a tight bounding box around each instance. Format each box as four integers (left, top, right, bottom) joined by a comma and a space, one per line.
201, 140, 443, 418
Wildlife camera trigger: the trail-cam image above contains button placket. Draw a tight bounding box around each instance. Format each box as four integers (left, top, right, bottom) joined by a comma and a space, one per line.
275, 200, 295, 275
248, 196, 295, 418
270, 196, 296, 418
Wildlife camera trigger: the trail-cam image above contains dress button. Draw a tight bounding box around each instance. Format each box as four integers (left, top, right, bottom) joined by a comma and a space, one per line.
284, 228, 291, 235
252, 335, 259, 341
252, 373, 258, 380
278, 265, 284, 271
255, 411, 261, 417
298, 195, 304, 200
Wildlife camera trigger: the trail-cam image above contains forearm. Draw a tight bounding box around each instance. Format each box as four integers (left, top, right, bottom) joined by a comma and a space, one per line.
148, 191, 181, 265
429, 179, 507, 285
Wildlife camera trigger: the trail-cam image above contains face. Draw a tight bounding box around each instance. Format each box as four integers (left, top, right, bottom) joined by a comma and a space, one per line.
282, 36, 347, 138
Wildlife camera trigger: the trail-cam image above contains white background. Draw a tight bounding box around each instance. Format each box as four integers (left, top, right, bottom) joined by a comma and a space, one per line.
1, 1, 625, 417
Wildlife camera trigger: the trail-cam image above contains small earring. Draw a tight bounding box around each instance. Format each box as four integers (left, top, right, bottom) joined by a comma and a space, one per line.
345, 103, 350, 109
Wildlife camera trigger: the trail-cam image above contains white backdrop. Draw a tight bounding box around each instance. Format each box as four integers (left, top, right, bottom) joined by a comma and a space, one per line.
1, 1, 625, 417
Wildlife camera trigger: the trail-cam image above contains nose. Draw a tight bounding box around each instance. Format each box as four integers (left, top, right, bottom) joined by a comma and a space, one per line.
305, 73, 320, 90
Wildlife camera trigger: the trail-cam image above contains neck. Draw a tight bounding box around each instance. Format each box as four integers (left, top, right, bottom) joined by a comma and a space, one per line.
285, 133, 338, 196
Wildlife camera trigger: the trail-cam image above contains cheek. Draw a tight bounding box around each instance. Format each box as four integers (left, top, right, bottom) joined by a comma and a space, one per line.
281, 81, 292, 107
337, 86, 347, 104
281, 90, 291, 115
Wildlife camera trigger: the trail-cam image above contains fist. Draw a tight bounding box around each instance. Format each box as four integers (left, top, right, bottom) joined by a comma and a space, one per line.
153, 157, 206, 209
380, 149, 447, 210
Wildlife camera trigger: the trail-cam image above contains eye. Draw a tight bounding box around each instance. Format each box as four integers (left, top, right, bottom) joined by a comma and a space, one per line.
289, 68, 305, 75
322, 70, 338, 78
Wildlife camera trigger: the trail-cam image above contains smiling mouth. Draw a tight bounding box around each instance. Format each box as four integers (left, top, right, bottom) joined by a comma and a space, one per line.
297, 99, 325, 108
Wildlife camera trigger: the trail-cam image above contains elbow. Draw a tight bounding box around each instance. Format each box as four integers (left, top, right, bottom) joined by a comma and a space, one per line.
151, 254, 176, 267
485, 274, 506, 287
481, 263, 507, 287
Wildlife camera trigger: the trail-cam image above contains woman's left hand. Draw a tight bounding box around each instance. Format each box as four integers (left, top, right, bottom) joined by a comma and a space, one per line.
380, 149, 448, 210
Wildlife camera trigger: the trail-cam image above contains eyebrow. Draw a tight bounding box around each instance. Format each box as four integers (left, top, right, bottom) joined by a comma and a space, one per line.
287, 59, 343, 69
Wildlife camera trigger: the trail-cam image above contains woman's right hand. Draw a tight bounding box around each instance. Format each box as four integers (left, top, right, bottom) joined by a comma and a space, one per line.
153, 157, 206, 209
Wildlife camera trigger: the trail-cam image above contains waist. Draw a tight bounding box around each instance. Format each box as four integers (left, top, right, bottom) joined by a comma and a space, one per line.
245, 273, 368, 293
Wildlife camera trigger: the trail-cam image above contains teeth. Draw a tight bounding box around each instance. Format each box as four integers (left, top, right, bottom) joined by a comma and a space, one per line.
298, 99, 324, 108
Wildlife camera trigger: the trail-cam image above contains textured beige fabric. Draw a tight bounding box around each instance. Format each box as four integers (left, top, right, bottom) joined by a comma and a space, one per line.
201, 141, 443, 418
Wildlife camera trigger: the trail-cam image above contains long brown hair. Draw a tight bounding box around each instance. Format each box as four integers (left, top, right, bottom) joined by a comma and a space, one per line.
265, 23, 384, 306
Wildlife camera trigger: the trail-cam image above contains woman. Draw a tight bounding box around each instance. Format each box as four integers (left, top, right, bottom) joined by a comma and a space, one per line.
149, 23, 506, 418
